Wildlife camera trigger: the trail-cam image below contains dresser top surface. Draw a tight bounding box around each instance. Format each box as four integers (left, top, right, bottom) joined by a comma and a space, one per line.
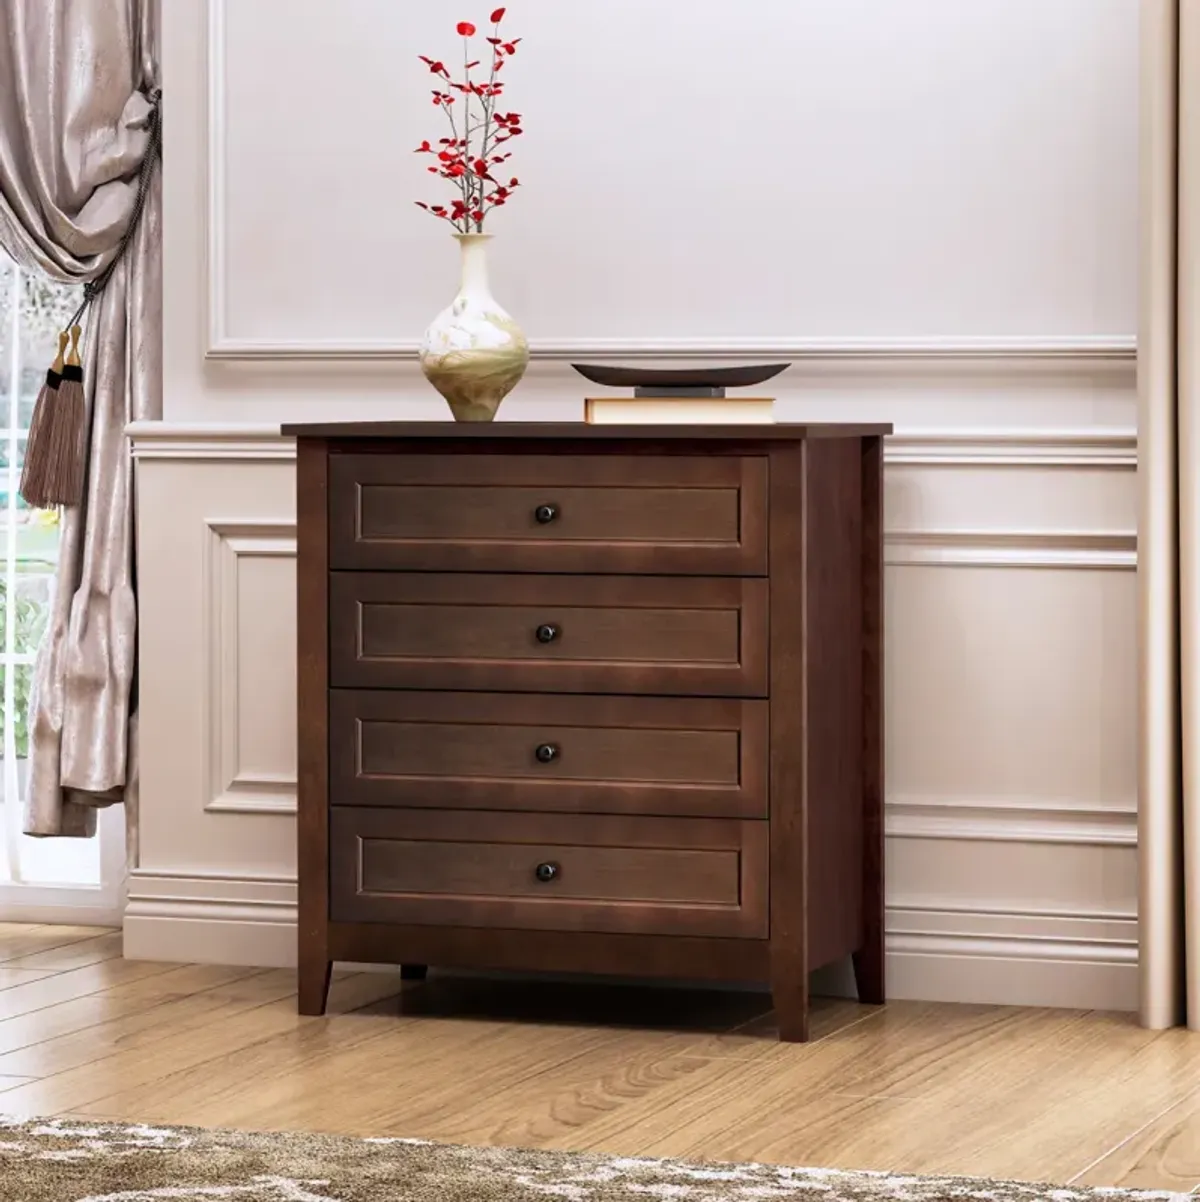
281, 421, 892, 442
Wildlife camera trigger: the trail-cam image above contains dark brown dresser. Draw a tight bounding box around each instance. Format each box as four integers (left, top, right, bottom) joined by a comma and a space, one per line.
283, 421, 890, 1042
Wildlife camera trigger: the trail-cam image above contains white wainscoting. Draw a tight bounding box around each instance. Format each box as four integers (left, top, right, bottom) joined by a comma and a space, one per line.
127, 421, 1139, 1010
151, 0, 1141, 1006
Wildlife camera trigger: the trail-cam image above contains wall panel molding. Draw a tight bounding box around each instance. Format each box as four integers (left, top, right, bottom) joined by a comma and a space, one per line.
885, 530, 1136, 571
202, 519, 298, 816
201, 0, 1137, 364
205, 6, 1137, 366
885, 430, 1136, 468
204, 332, 1139, 366
128, 423, 1138, 468
205, 0, 1138, 371
886, 798, 1136, 846
130, 425, 296, 461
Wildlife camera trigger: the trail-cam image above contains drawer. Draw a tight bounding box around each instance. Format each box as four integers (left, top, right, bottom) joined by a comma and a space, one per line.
330, 808, 769, 938
329, 574, 769, 696
330, 692, 768, 818
328, 453, 768, 575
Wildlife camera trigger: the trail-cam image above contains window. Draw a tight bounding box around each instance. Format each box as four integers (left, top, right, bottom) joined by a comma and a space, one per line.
0, 254, 124, 922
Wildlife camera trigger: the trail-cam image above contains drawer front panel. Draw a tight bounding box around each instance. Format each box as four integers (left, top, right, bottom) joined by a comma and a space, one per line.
328, 453, 768, 575
329, 692, 768, 818
330, 808, 769, 938
329, 574, 769, 696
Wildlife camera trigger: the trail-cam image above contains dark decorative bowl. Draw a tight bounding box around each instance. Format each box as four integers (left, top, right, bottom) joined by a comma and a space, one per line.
571, 363, 791, 395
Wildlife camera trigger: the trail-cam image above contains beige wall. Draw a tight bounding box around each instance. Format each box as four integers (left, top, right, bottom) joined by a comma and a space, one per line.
130, 0, 1140, 1008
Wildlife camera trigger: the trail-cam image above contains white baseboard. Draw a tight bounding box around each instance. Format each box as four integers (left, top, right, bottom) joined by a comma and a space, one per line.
123, 871, 298, 967
122, 871, 1137, 1011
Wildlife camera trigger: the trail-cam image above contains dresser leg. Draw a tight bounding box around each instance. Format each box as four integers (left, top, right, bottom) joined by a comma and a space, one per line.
400, 964, 428, 981
771, 972, 811, 1042
852, 943, 885, 1006
298, 957, 332, 1016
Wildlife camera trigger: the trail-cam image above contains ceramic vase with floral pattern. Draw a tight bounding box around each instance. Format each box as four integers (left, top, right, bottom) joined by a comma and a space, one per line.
419, 233, 529, 422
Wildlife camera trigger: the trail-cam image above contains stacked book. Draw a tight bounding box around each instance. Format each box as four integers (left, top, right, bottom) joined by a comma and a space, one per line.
584, 394, 775, 424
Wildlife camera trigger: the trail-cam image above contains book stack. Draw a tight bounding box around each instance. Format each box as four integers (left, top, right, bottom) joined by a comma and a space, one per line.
584, 395, 775, 424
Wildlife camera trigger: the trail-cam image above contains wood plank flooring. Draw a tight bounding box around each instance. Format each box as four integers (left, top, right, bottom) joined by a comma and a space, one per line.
0, 924, 1198, 1190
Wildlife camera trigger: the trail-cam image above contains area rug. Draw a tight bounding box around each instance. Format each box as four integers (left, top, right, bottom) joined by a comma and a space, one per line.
0, 1115, 1187, 1202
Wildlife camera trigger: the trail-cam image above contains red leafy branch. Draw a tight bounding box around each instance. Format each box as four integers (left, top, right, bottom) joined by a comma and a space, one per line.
414, 9, 524, 232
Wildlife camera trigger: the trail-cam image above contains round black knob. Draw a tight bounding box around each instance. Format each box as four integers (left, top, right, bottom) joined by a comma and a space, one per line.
534, 504, 558, 525
534, 861, 559, 883
535, 623, 559, 644
534, 743, 559, 764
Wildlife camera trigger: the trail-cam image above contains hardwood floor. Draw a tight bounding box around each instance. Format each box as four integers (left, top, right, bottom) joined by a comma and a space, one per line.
0, 925, 1197, 1191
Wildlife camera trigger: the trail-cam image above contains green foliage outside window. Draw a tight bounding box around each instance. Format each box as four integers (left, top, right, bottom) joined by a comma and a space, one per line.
0, 580, 47, 759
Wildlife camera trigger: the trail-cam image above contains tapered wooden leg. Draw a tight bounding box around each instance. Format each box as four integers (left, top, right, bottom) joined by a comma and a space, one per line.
400, 964, 428, 981
298, 956, 332, 1016
771, 965, 811, 1042
852, 944, 884, 1006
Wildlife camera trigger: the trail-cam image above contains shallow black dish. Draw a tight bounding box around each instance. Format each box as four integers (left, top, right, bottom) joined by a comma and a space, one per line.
571, 362, 791, 398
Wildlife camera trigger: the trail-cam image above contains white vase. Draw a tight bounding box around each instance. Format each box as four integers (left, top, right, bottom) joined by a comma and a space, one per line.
419, 232, 529, 422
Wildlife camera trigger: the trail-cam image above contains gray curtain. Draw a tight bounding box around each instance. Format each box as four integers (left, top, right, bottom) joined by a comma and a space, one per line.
0, 1, 160, 844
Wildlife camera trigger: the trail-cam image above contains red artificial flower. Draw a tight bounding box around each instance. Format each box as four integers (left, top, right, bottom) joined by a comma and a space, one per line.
415, 13, 523, 230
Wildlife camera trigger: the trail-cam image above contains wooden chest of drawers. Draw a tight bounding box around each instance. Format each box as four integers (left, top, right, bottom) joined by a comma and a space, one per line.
284, 421, 890, 1042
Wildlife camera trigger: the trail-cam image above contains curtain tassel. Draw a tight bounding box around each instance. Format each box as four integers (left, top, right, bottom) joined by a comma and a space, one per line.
19, 325, 86, 510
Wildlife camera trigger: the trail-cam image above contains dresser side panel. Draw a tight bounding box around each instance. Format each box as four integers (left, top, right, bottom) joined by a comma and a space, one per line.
296, 436, 332, 1013
802, 438, 866, 971
767, 443, 811, 1040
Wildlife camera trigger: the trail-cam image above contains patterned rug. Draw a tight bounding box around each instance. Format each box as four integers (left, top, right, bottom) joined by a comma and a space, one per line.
0, 1116, 1186, 1202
